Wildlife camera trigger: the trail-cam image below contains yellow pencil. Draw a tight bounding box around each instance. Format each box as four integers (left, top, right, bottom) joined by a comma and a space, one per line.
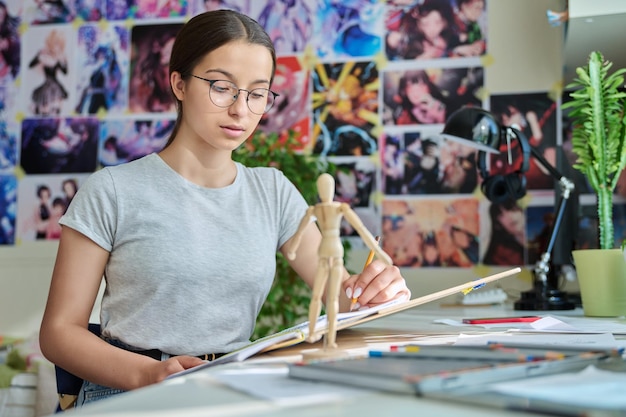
350, 236, 380, 312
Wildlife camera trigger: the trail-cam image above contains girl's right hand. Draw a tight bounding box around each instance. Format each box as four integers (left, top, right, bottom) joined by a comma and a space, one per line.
140, 355, 205, 387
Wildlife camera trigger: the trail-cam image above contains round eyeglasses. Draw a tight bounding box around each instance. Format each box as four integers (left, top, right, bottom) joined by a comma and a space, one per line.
190, 75, 279, 115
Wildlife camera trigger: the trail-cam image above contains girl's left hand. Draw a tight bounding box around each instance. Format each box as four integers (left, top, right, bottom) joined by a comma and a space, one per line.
342, 260, 411, 311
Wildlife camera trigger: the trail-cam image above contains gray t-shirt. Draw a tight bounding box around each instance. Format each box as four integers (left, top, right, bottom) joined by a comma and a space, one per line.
60, 153, 308, 355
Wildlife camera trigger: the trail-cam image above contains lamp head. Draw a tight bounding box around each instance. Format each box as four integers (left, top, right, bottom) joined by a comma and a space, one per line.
441, 106, 502, 154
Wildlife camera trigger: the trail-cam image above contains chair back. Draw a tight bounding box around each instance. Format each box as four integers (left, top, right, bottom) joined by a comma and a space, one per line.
54, 323, 101, 412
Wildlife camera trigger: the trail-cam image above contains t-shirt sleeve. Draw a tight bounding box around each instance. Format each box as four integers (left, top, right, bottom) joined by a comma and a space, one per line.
59, 169, 117, 252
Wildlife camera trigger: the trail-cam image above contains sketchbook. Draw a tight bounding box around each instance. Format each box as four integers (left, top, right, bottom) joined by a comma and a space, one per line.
169, 267, 521, 379
288, 344, 614, 395
264, 265, 518, 351
310, 266, 522, 339
167, 300, 403, 379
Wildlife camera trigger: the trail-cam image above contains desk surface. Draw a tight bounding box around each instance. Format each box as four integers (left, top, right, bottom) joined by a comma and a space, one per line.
53, 305, 626, 417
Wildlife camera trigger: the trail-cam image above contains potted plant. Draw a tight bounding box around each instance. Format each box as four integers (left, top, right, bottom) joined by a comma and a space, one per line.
563, 51, 626, 316
233, 129, 349, 338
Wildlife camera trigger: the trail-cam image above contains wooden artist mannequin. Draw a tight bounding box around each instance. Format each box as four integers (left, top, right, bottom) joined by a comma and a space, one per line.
287, 173, 392, 356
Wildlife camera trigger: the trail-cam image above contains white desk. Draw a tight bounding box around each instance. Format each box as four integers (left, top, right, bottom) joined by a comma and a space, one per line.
50, 305, 626, 417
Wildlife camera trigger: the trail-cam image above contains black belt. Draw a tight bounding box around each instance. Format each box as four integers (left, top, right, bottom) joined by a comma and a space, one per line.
137, 349, 226, 361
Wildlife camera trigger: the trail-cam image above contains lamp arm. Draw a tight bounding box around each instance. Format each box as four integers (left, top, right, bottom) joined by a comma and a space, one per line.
529, 147, 576, 283
530, 147, 566, 182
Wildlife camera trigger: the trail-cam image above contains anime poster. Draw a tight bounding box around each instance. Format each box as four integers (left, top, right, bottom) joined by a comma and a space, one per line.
20, 117, 99, 174
611, 202, 626, 247
313, 0, 383, 59
0, 0, 21, 85
16, 173, 87, 241
480, 198, 526, 266
383, 66, 483, 126
490, 92, 558, 191
576, 203, 599, 250
382, 196, 479, 267
0, 83, 18, 125
129, 23, 182, 113
23, 0, 73, 24
526, 202, 557, 265
106, 0, 131, 20
256, 56, 310, 150
381, 129, 478, 195
329, 156, 379, 243
132, 0, 188, 19
311, 60, 379, 157
20, 25, 75, 116
561, 91, 590, 194
0, 174, 16, 245
248, 0, 315, 55
75, 24, 129, 115
98, 117, 174, 166
190, 0, 251, 15
525, 189, 583, 268
385, 0, 487, 61
0, 119, 18, 171
74, 0, 105, 21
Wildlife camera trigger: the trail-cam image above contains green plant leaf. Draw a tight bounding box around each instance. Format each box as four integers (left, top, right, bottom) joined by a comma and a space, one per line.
564, 51, 626, 249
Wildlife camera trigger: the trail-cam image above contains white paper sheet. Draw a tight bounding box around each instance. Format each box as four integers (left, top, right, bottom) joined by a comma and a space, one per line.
208, 365, 371, 406
454, 331, 626, 351
435, 315, 626, 334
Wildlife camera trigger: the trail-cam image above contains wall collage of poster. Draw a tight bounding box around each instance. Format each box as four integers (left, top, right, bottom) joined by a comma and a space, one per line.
0, 0, 624, 270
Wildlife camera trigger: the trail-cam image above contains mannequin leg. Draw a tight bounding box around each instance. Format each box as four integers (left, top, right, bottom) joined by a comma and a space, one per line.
325, 257, 344, 349
307, 259, 329, 342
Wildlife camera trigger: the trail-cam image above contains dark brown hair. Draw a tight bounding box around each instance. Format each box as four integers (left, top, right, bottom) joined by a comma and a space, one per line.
164, 10, 276, 148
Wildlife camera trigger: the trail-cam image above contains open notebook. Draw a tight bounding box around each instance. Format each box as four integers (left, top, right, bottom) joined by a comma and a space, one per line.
167, 299, 402, 379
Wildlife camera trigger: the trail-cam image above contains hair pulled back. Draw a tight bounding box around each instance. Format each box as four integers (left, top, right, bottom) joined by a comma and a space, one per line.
164, 10, 276, 147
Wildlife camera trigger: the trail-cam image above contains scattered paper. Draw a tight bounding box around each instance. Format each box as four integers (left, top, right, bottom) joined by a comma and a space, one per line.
435, 315, 626, 334
549, 315, 626, 335
210, 365, 371, 406
454, 331, 626, 350
528, 316, 578, 331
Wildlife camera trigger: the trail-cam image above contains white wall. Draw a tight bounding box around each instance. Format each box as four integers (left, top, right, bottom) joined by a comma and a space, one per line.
568, 0, 626, 18
0, 0, 571, 337
1, 242, 58, 336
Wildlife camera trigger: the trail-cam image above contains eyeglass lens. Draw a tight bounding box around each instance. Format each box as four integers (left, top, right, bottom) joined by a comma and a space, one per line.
209, 80, 275, 114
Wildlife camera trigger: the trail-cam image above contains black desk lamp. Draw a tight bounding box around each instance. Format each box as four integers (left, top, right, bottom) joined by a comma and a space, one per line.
442, 106, 575, 310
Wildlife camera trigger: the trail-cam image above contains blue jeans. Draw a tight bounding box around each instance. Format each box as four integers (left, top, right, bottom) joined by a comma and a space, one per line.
76, 337, 165, 408
76, 380, 125, 407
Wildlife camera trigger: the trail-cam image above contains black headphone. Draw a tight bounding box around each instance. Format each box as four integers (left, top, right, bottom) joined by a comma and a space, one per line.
477, 127, 531, 203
